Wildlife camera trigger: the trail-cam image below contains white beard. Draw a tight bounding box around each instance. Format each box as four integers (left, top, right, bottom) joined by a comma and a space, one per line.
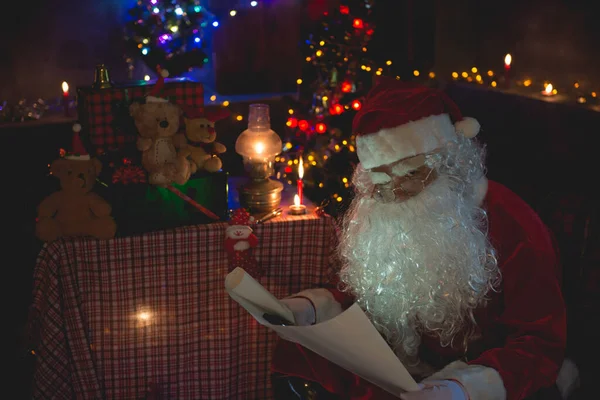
338, 137, 500, 359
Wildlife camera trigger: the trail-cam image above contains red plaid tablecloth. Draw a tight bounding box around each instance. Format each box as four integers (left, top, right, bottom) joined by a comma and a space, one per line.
28, 213, 337, 399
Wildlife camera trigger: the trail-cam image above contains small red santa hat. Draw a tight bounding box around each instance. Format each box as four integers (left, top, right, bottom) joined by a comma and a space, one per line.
146, 65, 170, 103
65, 123, 91, 161
352, 78, 480, 170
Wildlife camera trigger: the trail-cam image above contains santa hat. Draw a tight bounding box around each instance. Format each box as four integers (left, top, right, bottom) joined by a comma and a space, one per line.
185, 106, 231, 122
353, 78, 480, 170
226, 208, 255, 234
65, 123, 91, 161
146, 66, 170, 103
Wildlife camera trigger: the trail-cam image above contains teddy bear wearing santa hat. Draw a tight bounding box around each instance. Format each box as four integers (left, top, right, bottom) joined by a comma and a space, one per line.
271, 79, 570, 400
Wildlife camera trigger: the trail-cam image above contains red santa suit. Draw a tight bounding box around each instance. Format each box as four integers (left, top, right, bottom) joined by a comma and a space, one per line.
272, 80, 567, 400
225, 209, 261, 277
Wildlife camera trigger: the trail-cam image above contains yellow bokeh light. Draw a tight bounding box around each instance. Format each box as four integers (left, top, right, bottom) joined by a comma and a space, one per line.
319, 183, 324, 188
342, 140, 348, 145
452, 72, 459, 79
429, 72, 436, 78
293, 159, 298, 165
308, 155, 314, 161
285, 142, 292, 149
386, 60, 392, 65
491, 81, 497, 87
523, 79, 532, 87
413, 70, 420, 77
365, 66, 371, 72
296, 79, 303, 85
487, 70, 494, 77
592, 92, 597, 97
322, 96, 328, 101
305, 56, 311, 62
236, 115, 243, 121
475, 75, 482, 82
574, 82, 580, 89
287, 160, 293, 166
210, 95, 216, 101
316, 50, 323, 57
288, 109, 294, 114
471, 67, 478, 73
222, 100, 230, 107
376, 70, 382, 76
230, 10, 237, 16
336, 196, 343, 202
461, 72, 468, 78
342, 177, 348, 183
319, 40, 325, 46
361, 65, 367, 70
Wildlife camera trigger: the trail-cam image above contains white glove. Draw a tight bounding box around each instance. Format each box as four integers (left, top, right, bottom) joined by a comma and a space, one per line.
280, 297, 316, 326
399, 380, 468, 400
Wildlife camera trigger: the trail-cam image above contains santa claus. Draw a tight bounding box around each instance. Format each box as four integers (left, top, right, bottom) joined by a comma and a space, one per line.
271, 80, 568, 399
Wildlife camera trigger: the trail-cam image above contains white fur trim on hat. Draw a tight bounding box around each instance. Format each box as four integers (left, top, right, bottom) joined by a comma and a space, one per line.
356, 113, 457, 170
290, 288, 342, 324
146, 96, 169, 103
424, 360, 506, 400
455, 117, 480, 138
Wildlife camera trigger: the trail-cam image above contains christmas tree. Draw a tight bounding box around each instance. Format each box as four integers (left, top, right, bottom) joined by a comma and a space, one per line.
124, 0, 213, 76
276, 0, 395, 217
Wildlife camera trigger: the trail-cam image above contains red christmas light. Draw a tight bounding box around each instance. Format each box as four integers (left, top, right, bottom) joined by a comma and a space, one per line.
366, 28, 374, 36
298, 120, 310, 131
316, 122, 327, 134
340, 5, 349, 14
287, 117, 298, 128
330, 104, 344, 115
353, 19, 364, 29
285, 166, 293, 174
341, 81, 353, 93
351, 100, 362, 110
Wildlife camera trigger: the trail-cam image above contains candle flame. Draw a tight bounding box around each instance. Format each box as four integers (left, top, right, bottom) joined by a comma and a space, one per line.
504, 54, 512, 66
298, 158, 304, 179
294, 194, 300, 206
545, 84, 553, 94
62, 81, 69, 93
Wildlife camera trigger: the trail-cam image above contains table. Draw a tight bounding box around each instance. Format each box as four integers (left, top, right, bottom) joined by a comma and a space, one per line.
28, 210, 337, 399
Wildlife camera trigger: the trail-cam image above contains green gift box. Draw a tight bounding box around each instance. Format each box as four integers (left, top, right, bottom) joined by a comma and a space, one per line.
104, 171, 228, 236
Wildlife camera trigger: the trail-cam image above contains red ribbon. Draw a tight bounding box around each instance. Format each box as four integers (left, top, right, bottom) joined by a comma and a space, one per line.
112, 166, 147, 185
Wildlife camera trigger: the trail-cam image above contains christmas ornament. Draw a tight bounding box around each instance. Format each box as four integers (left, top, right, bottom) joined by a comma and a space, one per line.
224, 208, 261, 278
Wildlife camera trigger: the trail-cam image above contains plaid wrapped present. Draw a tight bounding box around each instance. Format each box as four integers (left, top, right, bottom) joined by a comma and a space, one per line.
76, 78, 204, 155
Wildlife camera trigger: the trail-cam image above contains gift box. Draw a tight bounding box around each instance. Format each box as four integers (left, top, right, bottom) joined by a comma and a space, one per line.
76, 78, 204, 155
99, 171, 229, 237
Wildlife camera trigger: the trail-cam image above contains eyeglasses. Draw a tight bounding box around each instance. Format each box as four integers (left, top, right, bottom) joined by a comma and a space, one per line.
370, 164, 437, 203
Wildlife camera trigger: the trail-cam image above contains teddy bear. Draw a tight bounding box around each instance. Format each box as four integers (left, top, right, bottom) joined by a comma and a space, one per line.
36, 124, 117, 242
130, 67, 191, 187
179, 107, 230, 174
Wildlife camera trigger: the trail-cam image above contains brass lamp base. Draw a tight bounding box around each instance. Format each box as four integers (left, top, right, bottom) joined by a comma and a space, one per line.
239, 178, 284, 214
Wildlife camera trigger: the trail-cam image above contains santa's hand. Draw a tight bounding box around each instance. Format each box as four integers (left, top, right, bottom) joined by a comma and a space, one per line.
280, 297, 316, 326
399, 380, 468, 400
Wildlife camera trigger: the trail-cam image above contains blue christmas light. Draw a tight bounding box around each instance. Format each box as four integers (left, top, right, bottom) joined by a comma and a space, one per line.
194, 5, 201, 12
194, 37, 201, 43
250, 1, 258, 6
141, 48, 149, 55
212, 21, 219, 27
153, 7, 159, 14
175, 7, 183, 15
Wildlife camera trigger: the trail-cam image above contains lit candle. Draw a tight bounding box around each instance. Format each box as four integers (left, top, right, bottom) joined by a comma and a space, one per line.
289, 194, 307, 215
504, 54, 512, 88
62, 81, 70, 117
297, 157, 304, 204
542, 83, 555, 96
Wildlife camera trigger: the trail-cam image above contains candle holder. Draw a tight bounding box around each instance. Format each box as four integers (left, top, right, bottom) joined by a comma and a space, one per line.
288, 194, 307, 215
236, 104, 284, 214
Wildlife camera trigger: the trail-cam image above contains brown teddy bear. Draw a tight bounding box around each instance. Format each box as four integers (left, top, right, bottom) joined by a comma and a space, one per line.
180, 107, 230, 173
36, 124, 117, 242
130, 68, 191, 186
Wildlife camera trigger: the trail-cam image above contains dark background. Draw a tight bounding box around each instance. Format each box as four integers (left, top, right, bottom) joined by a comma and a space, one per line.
3, 0, 600, 100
